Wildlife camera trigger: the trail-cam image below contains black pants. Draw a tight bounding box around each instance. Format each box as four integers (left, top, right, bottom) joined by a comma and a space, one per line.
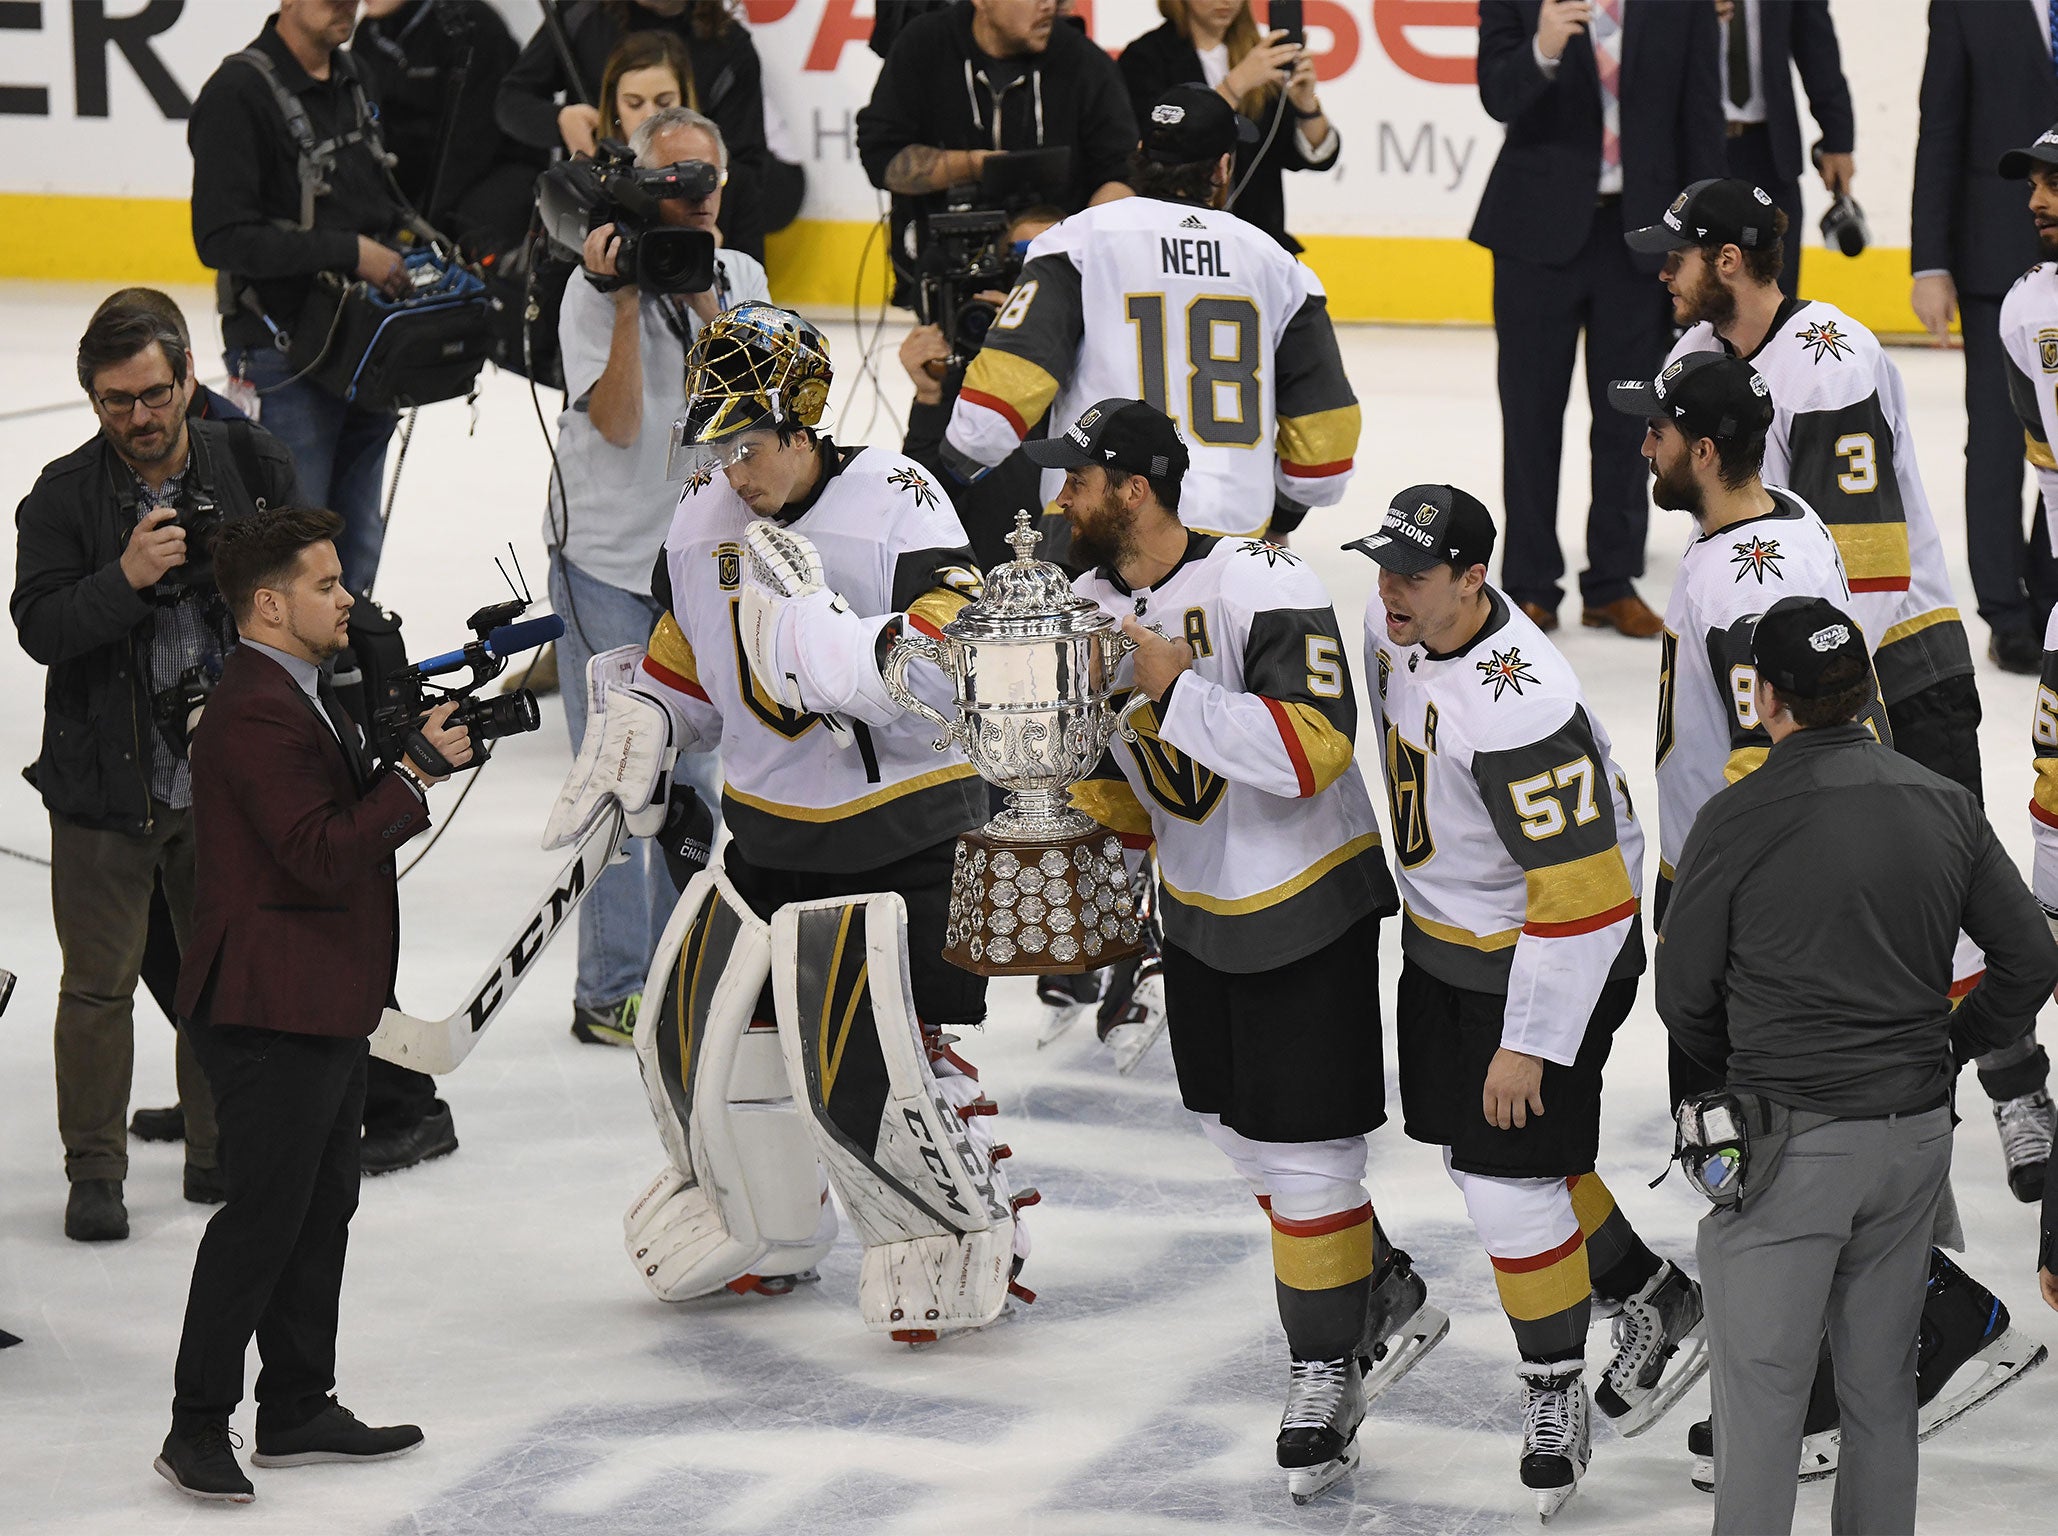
172, 1020, 366, 1433
1493, 200, 1671, 610
1961, 292, 2058, 639
1723, 125, 1803, 298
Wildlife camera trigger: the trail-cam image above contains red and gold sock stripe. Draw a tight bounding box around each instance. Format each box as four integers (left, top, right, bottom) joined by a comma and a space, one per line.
1488, 1227, 1590, 1322
1270, 1202, 1376, 1293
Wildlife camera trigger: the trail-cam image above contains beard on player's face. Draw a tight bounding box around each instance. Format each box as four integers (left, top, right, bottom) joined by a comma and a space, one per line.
1650, 443, 1704, 516
1065, 476, 1134, 570
1671, 250, 1736, 329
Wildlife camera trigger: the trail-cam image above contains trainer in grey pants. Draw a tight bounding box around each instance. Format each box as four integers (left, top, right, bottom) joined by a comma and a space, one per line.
1699, 1107, 1954, 1536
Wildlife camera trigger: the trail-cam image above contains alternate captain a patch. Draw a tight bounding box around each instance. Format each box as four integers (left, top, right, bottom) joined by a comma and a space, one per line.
1794, 319, 1854, 364
886, 465, 939, 509
1730, 535, 1784, 584
1476, 646, 1538, 701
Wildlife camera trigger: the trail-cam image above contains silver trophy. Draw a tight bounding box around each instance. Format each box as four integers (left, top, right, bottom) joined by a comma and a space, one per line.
882, 512, 1150, 976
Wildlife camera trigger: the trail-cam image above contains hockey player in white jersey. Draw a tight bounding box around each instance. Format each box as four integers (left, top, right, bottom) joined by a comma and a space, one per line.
1636, 176, 2055, 1203
546, 304, 1033, 1341
1353, 484, 1706, 1521
1041, 399, 1445, 1505
942, 84, 1359, 541
1609, 351, 2045, 1489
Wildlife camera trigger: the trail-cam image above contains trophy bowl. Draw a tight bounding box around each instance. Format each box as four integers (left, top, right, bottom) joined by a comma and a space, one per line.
882, 512, 1150, 976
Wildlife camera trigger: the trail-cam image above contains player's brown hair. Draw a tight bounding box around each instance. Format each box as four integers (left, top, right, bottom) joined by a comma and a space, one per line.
214, 507, 347, 622
1767, 668, 1871, 730
1701, 206, 1789, 287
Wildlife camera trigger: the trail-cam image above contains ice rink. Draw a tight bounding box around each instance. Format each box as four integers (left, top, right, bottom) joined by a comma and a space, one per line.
2, 284, 2055, 1534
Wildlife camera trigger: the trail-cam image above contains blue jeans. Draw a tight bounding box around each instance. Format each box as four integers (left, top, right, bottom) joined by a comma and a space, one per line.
226, 346, 397, 596
549, 551, 722, 1009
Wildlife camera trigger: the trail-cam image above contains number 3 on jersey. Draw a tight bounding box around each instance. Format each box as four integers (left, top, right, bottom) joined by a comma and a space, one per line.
1125, 293, 1261, 447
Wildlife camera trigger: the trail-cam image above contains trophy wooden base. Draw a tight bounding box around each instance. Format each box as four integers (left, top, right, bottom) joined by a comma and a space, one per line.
943, 826, 1144, 977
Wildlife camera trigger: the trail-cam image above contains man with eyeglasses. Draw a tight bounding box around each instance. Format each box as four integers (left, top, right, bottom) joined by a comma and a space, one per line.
10, 303, 299, 1243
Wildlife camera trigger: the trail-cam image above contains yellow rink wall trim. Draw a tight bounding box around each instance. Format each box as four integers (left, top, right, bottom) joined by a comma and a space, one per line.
1, 194, 1940, 337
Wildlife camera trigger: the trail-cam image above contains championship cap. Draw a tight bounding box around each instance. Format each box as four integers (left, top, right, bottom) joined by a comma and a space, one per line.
1141, 83, 1261, 166
1998, 124, 2058, 179
1024, 398, 1191, 482
1348, 484, 1498, 575
1751, 595, 1869, 699
1607, 352, 1774, 444
1625, 177, 1781, 255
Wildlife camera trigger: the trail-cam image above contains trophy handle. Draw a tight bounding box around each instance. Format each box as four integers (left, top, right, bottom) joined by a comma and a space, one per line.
881, 631, 957, 751
1101, 628, 1154, 744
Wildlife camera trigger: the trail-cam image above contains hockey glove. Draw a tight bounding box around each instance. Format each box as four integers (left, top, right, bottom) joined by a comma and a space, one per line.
543, 645, 677, 850
740, 521, 860, 743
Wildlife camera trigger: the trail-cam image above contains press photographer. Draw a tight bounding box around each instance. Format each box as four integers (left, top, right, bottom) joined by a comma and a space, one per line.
541, 105, 746, 1049
9, 304, 299, 1245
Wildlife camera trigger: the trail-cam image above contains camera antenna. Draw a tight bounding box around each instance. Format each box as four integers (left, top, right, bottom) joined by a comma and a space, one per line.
494, 543, 533, 608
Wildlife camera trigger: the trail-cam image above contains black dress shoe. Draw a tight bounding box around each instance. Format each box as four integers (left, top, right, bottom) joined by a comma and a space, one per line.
64, 1179, 127, 1242
251, 1400, 423, 1466
184, 1161, 226, 1205
154, 1420, 254, 1502
1988, 628, 2042, 674
130, 1105, 186, 1143
361, 1101, 458, 1176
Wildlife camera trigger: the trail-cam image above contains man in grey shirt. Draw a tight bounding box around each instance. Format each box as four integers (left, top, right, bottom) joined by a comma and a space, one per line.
1658, 595, 2058, 1535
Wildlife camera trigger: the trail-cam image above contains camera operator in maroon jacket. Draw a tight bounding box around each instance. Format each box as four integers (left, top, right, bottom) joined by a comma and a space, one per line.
155, 507, 470, 1504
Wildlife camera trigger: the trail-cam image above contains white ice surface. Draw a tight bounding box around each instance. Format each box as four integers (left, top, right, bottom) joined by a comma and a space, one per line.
1, 285, 2055, 1534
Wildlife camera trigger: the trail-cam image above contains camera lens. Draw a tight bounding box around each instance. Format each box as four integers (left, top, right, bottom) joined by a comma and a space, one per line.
458, 690, 541, 743
638, 229, 714, 294
954, 298, 1000, 358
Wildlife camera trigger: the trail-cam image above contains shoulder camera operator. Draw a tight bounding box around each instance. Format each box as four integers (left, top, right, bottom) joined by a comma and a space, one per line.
155, 507, 468, 1504
8, 304, 299, 1246
189, 0, 411, 597
856, 0, 1139, 309
546, 104, 746, 1048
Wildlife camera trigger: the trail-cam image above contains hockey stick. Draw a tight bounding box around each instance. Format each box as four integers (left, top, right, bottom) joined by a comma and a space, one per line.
369, 805, 628, 1073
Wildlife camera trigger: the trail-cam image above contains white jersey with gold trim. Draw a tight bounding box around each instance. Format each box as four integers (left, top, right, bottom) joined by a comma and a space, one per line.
1364, 584, 1644, 1065
1067, 534, 1397, 971
637, 443, 988, 873
1668, 299, 1970, 705
2000, 262, 2058, 553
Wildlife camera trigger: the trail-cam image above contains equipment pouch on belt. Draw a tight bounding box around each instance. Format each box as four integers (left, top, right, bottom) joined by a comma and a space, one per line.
1660, 1090, 1831, 1212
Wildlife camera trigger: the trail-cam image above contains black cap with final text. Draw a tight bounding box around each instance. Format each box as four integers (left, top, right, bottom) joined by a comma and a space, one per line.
1625, 177, 1781, 255
1024, 398, 1192, 482
1141, 83, 1262, 165
1752, 595, 1870, 699
1608, 351, 1774, 445
1348, 484, 1498, 575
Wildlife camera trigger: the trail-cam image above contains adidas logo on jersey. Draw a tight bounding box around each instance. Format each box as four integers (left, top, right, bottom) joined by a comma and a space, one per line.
1179, 214, 1205, 229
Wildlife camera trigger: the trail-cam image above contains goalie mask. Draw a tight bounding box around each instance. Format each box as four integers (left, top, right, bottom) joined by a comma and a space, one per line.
669, 303, 833, 477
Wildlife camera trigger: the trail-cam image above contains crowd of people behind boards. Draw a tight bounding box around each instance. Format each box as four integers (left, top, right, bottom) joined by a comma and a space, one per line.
16, 2, 2058, 1531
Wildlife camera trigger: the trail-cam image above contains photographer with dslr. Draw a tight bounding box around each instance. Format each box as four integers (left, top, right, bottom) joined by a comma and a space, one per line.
545, 105, 750, 1048
10, 304, 299, 1244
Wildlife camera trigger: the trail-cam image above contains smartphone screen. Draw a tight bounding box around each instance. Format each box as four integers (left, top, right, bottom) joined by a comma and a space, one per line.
1268, 0, 1305, 49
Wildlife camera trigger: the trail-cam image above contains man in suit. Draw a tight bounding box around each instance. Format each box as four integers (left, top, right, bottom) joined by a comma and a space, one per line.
1471, 0, 1726, 638
155, 507, 470, 1503
1912, 0, 2058, 673
1714, 0, 1854, 297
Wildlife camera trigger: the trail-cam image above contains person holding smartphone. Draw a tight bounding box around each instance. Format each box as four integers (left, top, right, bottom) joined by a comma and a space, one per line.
1118, 0, 1337, 253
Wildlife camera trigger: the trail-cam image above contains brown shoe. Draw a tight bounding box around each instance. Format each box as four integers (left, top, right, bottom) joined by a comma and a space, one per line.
1518, 601, 1560, 632
1581, 594, 1664, 638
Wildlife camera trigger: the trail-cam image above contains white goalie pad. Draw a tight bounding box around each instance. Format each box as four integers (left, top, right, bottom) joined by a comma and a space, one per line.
624, 868, 836, 1301
772, 893, 1022, 1338
544, 646, 677, 850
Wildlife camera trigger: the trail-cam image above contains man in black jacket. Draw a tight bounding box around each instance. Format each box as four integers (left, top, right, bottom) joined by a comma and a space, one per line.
1659, 596, 2058, 1535
1715, 0, 1854, 297
856, 0, 1137, 310
10, 305, 299, 1243
188, 0, 410, 598
1470, 0, 1724, 639
1912, 0, 2058, 673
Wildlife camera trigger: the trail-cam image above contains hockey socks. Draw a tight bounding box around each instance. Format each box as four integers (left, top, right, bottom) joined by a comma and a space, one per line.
1568, 1173, 1661, 1306
1267, 1198, 1380, 1363
1491, 1228, 1592, 1366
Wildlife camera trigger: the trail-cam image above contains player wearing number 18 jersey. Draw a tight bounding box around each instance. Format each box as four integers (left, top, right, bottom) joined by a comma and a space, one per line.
943, 85, 1358, 540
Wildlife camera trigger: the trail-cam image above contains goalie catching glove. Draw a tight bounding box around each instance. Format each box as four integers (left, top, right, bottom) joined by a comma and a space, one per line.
739, 520, 904, 728
543, 645, 678, 850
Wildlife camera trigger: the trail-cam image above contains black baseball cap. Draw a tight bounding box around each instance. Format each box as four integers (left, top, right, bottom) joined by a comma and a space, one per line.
1141, 84, 1260, 166
1608, 352, 1774, 443
1625, 178, 1781, 255
1751, 596, 1869, 699
1348, 484, 1498, 575
1024, 398, 1191, 482
1999, 125, 2058, 179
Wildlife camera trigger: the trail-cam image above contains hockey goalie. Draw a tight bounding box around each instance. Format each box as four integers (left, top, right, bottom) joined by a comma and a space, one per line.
546, 303, 1033, 1340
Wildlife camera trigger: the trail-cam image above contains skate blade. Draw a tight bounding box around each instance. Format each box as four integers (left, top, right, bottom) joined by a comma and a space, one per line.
1106, 1014, 1168, 1075
1363, 1303, 1451, 1406
1918, 1329, 2047, 1441
1286, 1439, 1360, 1505
1037, 1002, 1088, 1047
1534, 1478, 1580, 1524
1689, 1429, 1838, 1496
1605, 1323, 1711, 1438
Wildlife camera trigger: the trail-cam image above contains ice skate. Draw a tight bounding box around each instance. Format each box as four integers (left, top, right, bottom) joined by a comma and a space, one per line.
1036, 972, 1100, 1047
1517, 1360, 1590, 1523
1358, 1246, 1450, 1405
1278, 1356, 1366, 1505
1685, 1417, 1838, 1493
1593, 1259, 1708, 1436
1917, 1250, 2047, 1438
1993, 1089, 2055, 1203
1096, 958, 1167, 1075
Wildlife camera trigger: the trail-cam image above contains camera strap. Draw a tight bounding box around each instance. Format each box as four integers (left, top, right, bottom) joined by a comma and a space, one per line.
228, 47, 389, 233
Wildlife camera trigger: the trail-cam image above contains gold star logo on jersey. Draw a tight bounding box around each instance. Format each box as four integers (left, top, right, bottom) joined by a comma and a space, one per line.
1730, 535, 1785, 583
1476, 646, 1538, 700
684, 460, 716, 494
1794, 319, 1854, 364
887, 466, 939, 509
1236, 538, 1301, 566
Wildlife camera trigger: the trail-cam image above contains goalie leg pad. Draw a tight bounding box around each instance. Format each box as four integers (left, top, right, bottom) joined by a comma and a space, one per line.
625, 869, 835, 1301
772, 893, 1020, 1335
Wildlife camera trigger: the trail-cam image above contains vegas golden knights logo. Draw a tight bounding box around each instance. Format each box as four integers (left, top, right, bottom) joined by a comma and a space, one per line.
1124, 705, 1227, 823
714, 543, 742, 590
2040, 328, 2058, 373
729, 599, 821, 739
1383, 723, 1434, 869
